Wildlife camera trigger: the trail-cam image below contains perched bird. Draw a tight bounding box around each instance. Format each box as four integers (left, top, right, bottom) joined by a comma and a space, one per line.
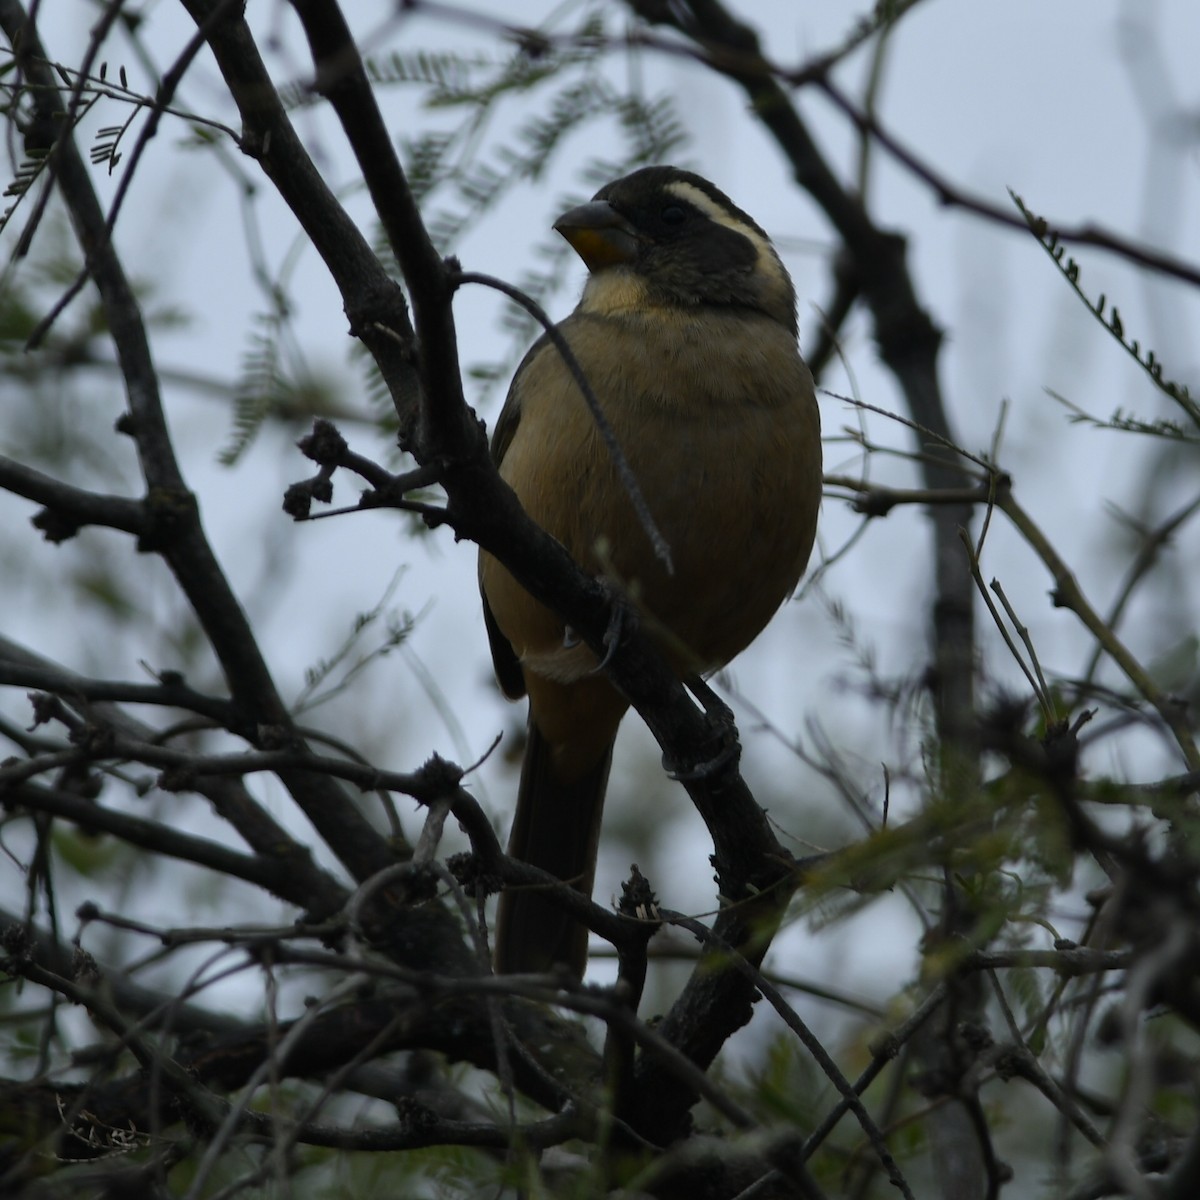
479, 166, 822, 978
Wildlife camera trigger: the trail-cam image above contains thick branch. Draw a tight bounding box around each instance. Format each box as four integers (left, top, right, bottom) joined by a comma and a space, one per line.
267, 0, 803, 1104
0, 455, 148, 541
6, 782, 304, 895
289, 0, 477, 458
177, 0, 422, 431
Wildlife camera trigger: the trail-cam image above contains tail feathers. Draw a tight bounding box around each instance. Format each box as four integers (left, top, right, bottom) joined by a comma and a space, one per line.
495, 723, 614, 979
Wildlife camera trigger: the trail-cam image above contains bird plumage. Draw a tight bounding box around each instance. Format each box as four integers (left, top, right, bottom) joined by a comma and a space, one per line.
479, 166, 822, 978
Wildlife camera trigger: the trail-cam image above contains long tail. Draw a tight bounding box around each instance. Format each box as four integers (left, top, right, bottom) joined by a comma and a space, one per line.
494, 721, 615, 979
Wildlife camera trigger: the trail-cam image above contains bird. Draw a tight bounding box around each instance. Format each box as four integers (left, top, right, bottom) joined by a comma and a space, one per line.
478, 165, 822, 979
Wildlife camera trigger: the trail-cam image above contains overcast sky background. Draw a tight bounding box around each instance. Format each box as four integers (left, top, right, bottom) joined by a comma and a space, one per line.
5, 0, 1200, 1080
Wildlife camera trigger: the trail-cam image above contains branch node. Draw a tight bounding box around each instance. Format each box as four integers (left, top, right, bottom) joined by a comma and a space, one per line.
137, 487, 198, 553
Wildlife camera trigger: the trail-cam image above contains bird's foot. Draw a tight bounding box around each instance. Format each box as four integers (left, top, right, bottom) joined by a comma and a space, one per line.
585, 583, 637, 676
664, 735, 740, 781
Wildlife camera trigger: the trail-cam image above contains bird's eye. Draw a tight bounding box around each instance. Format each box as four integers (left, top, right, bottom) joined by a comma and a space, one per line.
660, 203, 686, 225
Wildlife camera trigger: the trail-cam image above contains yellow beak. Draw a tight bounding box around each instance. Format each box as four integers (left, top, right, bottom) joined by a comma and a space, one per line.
553, 200, 640, 270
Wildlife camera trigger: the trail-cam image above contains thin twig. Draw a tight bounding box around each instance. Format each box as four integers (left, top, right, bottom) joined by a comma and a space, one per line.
453, 268, 674, 574
999, 492, 1200, 770
662, 909, 915, 1200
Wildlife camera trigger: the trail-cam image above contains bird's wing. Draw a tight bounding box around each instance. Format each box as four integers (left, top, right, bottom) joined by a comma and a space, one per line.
478, 333, 555, 700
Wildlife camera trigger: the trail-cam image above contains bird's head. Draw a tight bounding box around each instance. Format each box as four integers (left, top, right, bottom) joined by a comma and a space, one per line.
554, 165, 797, 336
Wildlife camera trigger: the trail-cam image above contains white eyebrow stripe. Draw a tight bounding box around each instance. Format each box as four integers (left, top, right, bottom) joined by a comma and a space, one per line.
665, 179, 792, 306
666, 179, 774, 262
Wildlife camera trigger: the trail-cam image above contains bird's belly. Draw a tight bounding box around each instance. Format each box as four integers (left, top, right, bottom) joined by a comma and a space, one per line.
600, 404, 816, 672
496, 386, 820, 682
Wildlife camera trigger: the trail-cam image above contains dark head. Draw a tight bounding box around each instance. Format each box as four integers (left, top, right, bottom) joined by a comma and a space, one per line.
554, 165, 797, 336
